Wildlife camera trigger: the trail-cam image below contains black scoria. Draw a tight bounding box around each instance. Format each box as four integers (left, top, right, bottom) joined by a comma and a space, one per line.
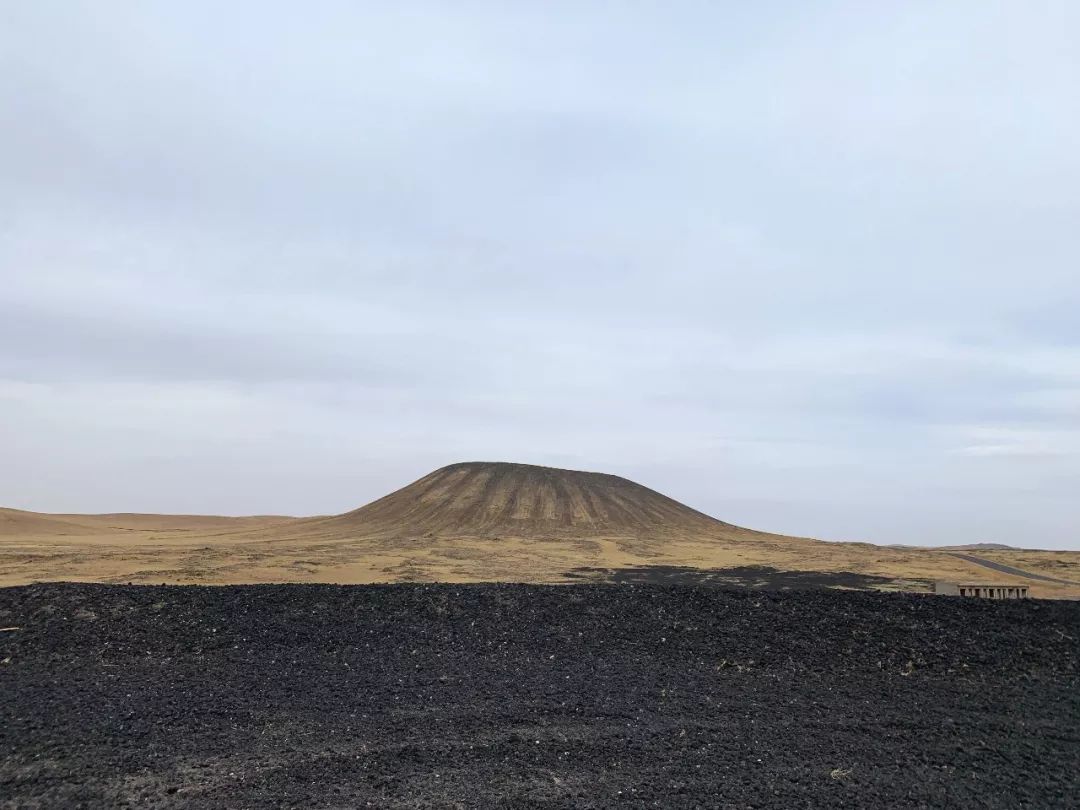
1, 583, 1077, 808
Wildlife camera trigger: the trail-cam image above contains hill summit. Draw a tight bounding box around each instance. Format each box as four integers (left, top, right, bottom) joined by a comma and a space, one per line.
317, 461, 730, 539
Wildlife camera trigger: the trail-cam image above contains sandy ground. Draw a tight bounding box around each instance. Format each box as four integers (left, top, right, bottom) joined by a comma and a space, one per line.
2, 507, 1078, 598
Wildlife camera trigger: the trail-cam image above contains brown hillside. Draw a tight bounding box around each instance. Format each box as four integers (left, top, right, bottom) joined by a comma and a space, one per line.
52, 513, 299, 532
0, 508, 297, 538
306, 461, 732, 539
0, 508, 102, 537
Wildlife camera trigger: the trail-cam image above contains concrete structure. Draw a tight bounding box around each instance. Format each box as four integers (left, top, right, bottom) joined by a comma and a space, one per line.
934, 581, 1029, 599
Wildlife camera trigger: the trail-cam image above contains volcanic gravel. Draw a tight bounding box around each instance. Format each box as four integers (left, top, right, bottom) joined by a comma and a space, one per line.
566, 564, 908, 590
1, 584, 1077, 808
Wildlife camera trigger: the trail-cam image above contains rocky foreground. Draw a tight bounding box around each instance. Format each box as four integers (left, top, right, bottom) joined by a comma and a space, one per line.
1, 584, 1077, 808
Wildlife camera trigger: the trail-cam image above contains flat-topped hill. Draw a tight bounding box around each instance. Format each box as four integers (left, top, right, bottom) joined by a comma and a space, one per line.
313, 461, 732, 538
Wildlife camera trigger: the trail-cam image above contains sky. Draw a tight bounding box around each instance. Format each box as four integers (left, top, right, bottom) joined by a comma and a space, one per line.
2, 2, 1078, 548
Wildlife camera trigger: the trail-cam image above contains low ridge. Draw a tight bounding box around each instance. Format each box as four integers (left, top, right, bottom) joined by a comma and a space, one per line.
0, 507, 296, 536
0, 507, 102, 537
315, 461, 730, 539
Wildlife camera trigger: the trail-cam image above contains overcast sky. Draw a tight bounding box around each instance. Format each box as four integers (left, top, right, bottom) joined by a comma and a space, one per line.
2, 2, 1078, 548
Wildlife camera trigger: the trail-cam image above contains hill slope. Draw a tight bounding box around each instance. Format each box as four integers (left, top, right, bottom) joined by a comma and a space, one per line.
306, 461, 732, 539
0, 508, 295, 537
0, 508, 102, 537
52, 513, 298, 532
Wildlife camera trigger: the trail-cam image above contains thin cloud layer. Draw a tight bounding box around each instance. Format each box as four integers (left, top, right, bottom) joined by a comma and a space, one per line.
2, 2, 1078, 547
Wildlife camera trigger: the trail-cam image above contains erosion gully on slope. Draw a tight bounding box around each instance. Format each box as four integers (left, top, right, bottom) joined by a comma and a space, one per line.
1, 583, 1077, 808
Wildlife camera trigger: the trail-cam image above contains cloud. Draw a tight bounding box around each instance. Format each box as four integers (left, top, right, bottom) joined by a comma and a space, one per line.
953, 426, 1080, 458
1, 1, 1078, 547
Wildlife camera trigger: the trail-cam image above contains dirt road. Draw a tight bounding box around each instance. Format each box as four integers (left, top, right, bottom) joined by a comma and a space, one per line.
951, 553, 1080, 585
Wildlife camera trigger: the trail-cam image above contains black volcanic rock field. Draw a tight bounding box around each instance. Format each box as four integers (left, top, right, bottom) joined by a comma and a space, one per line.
2, 584, 1078, 808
